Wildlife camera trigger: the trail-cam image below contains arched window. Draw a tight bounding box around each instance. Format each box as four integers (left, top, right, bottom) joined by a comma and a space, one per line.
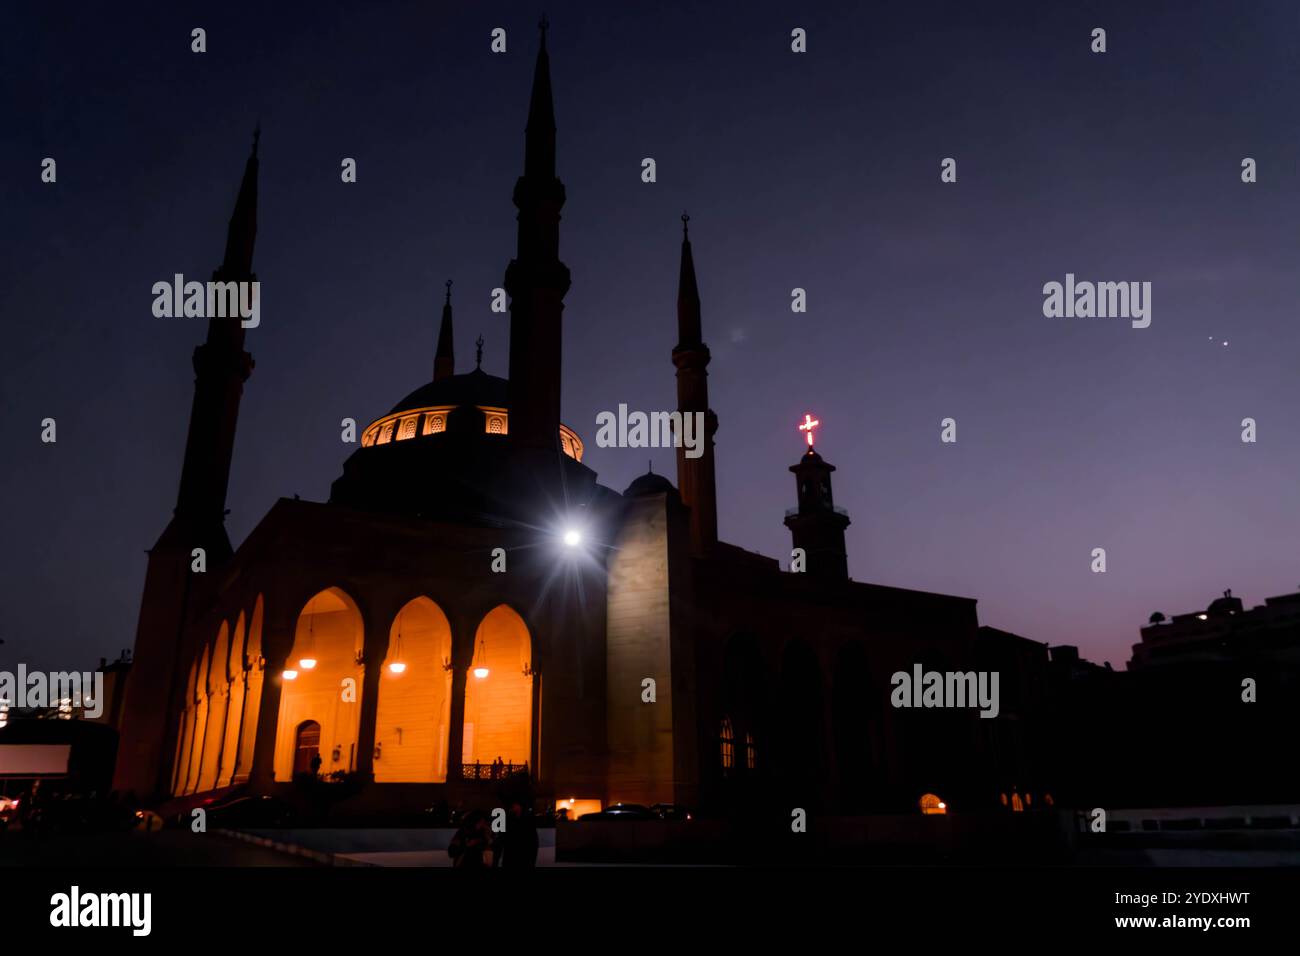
720, 717, 735, 773
1000, 792, 1009, 807
919, 793, 947, 815
293, 720, 321, 776
745, 731, 757, 770
1011, 792, 1024, 812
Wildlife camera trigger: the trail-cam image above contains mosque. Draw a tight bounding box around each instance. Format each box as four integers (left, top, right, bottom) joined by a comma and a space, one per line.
112, 27, 1049, 820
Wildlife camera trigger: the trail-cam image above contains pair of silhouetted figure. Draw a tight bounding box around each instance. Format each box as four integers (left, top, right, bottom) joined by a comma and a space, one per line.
447, 802, 538, 869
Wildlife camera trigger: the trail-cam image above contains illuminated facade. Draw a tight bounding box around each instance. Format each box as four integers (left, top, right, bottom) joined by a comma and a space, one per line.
113, 27, 1050, 819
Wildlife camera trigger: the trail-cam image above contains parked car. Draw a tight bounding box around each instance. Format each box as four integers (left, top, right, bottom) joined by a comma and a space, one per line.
202, 795, 298, 829
650, 803, 692, 821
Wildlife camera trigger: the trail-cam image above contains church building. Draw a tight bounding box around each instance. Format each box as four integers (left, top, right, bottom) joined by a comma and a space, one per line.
113, 27, 1045, 820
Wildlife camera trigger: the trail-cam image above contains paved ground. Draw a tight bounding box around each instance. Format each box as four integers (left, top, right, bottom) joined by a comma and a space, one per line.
337, 846, 559, 866
0, 829, 318, 867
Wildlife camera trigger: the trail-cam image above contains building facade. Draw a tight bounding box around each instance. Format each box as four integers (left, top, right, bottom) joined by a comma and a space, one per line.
113, 29, 1052, 819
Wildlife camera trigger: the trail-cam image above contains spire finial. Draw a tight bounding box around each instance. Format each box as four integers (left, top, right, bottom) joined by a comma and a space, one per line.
681, 211, 690, 239
476, 335, 485, 370
539, 12, 549, 36
252, 121, 261, 158
434, 278, 456, 380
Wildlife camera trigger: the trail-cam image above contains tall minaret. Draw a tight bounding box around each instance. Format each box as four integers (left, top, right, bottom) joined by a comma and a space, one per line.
672, 214, 719, 553
505, 17, 570, 453
434, 279, 455, 380
173, 130, 259, 550
114, 134, 260, 798
783, 416, 851, 580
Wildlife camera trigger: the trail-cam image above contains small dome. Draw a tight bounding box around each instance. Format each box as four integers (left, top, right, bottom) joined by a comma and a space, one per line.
623, 470, 675, 498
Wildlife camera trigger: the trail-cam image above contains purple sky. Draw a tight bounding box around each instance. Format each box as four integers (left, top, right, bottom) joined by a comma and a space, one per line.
5, 0, 1300, 672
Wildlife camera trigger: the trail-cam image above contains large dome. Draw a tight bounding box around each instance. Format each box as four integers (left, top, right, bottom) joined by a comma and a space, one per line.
387, 368, 509, 415
358, 369, 585, 462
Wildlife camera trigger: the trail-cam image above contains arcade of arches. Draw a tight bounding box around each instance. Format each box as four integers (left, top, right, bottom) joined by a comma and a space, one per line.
170, 590, 533, 795
172, 599, 265, 796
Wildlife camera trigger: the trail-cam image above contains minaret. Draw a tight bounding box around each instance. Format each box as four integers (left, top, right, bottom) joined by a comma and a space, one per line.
783, 416, 850, 580
173, 130, 259, 548
434, 280, 455, 380
505, 17, 570, 454
672, 214, 719, 553
113, 133, 260, 798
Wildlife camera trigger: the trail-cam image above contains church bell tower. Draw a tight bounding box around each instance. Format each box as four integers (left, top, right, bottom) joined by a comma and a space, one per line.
783, 416, 851, 580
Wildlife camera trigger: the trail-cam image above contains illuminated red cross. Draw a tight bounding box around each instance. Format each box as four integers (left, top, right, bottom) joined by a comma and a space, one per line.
798, 413, 820, 447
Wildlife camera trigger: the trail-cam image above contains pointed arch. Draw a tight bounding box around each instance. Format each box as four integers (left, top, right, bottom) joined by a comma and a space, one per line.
196, 624, 233, 792
216, 611, 248, 788
234, 595, 265, 784
374, 597, 454, 782
719, 716, 736, 774
273, 588, 365, 781
172, 654, 202, 795
461, 604, 533, 771
184, 642, 213, 794
721, 633, 768, 782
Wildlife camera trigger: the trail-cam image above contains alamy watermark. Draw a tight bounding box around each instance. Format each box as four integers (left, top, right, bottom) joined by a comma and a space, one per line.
890, 664, 1000, 718
152, 274, 260, 328
0, 666, 104, 719
1042, 273, 1150, 329
50, 886, 151, 936
594, 405, 705, 459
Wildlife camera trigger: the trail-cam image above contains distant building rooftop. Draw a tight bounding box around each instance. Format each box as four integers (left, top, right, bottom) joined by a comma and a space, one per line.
1130, 588, 1300, 669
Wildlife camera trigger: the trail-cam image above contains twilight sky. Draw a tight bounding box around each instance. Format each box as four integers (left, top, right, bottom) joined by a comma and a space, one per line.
4, 0, 1299, 672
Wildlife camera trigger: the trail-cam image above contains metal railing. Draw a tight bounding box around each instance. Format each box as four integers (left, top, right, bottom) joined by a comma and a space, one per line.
461, 760, 529, 781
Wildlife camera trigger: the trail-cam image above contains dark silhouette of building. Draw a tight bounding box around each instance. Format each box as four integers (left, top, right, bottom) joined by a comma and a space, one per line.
111, 27, 1299, 831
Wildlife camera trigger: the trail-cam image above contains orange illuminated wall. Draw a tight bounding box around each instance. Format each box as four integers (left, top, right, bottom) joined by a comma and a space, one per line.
183, 645, 211, 794
215, 613, 246, 788
461, 606, 532, 767
234, 597, 265, 785
273, 588, 365, 780
560, 798, 602, 821
195, 624, 230, 792
373, 598, 454, 783
919, 793, 948, 815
